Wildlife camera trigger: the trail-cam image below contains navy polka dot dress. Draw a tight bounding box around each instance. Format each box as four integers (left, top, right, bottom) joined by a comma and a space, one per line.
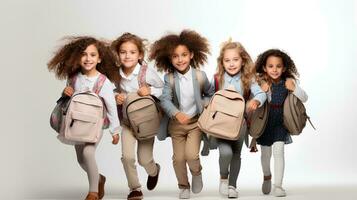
257, 80, 292, 146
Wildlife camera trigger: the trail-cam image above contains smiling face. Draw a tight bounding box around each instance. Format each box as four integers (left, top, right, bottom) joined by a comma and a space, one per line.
80, 44, 101, 73
222, 48, 243, 76
170, 45, 193, 74
118, 41, 143, 69
264, 56, 285, 82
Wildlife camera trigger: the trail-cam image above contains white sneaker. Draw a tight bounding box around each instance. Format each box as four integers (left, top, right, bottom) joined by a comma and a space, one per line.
179, 188, 190, 199
262, 179, 271, 194
273, 185, 286, 197
191, 174, 203, 194
219, 179, 228, 196
228, 186, 238, 198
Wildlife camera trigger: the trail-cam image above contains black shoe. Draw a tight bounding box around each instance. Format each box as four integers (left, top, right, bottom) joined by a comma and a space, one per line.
147, 163, 160, 190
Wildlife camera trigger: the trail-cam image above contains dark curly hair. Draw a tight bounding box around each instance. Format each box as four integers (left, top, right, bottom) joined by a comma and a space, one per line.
255, 49, 299, 83
149, 29, 210, 72
111, 32, 147, 65
47, 36, 120, 83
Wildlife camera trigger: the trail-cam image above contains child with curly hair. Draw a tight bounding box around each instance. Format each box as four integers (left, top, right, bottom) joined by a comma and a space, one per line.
48, 36, 121, 200
254, 49, 308, 197
149, 30, 214, 199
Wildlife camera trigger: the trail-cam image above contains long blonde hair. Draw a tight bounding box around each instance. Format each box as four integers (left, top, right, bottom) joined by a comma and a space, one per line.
216, 40, 255, 93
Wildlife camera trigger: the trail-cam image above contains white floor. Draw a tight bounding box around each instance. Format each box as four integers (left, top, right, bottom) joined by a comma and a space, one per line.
25, 185, 357, 200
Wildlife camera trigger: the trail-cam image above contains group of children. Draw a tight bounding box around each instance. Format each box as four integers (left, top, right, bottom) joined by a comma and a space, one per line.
48, 30, 308, 200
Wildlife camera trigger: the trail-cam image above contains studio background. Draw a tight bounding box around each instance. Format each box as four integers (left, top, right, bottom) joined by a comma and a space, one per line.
2, 0, 356, 199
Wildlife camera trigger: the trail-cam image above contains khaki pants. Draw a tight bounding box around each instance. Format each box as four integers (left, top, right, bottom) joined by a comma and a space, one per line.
168, 116, 202, 189
121, 125, 158, 190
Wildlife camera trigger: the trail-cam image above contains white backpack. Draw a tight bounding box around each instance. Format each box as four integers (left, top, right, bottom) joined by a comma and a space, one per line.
59, 74, 107, 143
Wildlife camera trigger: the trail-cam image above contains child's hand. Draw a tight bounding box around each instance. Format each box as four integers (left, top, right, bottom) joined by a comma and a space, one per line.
137, 86, 151, 96
246, 99, 260, 113
112, 134, 120, 145
260, 82, 270, 93
63, 86, 74, 96
175, 112, 191, 125
115, 93, 126, 105
285, 78, 296, 91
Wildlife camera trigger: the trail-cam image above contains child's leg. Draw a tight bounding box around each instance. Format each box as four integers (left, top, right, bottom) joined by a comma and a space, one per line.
272, 141, 285, 187
137, 137, 158, 176
75, 144, 87, 172
261, 145, 272, 176
228, 135, 244, 188
185, 122, 202, 176
218, 141, 233, 179
169, 120, 190, 189
121, 125, 141, 190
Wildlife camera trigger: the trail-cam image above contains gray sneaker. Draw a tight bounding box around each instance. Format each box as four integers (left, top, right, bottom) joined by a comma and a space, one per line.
191, 174, 203, 194
228, 185, 238, 198
262, 180, 271, 194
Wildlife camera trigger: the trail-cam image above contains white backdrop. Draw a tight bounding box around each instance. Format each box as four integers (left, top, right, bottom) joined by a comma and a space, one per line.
2, 0, 357, 199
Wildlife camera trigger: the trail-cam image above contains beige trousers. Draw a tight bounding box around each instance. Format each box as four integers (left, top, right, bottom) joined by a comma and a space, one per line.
168, 116, 202, 189
121, 125, 158, 190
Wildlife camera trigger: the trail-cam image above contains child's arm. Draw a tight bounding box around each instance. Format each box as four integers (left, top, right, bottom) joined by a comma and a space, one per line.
100, 80, 122, 140
286, 79, 308, 103
159, 74, 180, 118
201, 71, 215, 103
250, 79, 267, 107
143, 66, 164, 98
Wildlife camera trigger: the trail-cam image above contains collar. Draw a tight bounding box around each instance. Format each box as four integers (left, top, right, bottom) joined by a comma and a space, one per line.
119, 63, 141, 80
177, 66, 192, 80
224, 71, 241, 82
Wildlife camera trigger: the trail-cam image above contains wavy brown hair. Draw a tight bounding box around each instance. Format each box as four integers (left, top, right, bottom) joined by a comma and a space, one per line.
149, 29, 210, 73
111, 32, 147, 65
216, 40, 255, 93
47, 36, 120, 83
255, 49, 299, 84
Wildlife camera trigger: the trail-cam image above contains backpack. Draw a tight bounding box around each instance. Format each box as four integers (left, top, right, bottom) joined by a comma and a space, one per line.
248, 102, 269, 138
283, 92, 315, 135
50, 74, 108, 143
120, 64, 162, 140
198, 74, 246, 140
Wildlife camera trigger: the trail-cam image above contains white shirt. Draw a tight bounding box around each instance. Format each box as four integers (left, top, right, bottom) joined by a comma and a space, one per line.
73, 72, 121, 135
119, 63, 163, 98
178, 66, 197, 117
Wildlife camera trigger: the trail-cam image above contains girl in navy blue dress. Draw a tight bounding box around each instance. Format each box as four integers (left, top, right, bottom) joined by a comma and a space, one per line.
254, 49, 308, 197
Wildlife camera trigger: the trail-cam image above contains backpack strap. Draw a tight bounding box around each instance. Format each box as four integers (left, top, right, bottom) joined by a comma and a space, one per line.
67, 75, 78, 88
93, 74, 107, 94
214, 74, 219, 92
138, 62, 148, 88
195, 70, 204, 94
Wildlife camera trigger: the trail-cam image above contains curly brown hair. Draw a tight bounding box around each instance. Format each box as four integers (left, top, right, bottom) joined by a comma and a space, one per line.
149, 30, 210, 73
216, 40, 255, 93
255, 49, 299, 83
47, 36, 120, 83
111, 32, 147, 65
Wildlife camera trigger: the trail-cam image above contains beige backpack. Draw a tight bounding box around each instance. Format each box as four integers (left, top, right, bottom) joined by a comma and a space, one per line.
283, 93, 315, 135
122, 93, 162, 140
248, 102, 269, 138
120, 63, 162, 140
60, 74, 107, 143
198, 86, 245, 140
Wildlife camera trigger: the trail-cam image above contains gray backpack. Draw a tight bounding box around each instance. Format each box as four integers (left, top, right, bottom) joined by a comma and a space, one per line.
248, 102, 269, 138
121, 64, 162, 140
283, 93, 315, 135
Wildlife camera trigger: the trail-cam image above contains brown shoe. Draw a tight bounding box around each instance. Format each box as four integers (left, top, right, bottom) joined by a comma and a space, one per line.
85, 192, 99, 200
127, 190, 143, 200
147, 163, 160, 190
98, 174, 106, 199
